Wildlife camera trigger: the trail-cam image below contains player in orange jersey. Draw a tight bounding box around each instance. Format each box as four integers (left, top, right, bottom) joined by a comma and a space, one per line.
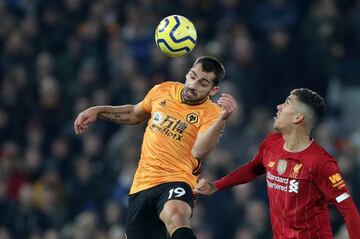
74, 56, 237, 239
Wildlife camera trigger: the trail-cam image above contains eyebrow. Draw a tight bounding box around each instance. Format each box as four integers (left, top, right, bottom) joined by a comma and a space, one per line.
190, 70, 211, 84
190, 70, 197, 77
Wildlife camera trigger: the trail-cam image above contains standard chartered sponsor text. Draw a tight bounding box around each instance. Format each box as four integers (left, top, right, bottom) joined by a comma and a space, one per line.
267, 172, 289, 184
266, 180, 288, 192
267, 172, 288, 192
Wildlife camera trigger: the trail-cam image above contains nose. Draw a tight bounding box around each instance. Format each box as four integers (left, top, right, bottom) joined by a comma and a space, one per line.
187, 80, 197, 90
277, 104, 282, 111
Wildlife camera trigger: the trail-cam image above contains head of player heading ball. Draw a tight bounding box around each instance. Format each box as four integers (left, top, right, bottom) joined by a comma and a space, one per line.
155, 15, 197, 57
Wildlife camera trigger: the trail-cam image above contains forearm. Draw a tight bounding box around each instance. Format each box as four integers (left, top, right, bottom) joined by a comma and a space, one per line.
192, 118, 226, 159
96, 105, 143, 125
336, 197, 360, 238
214, 160, 265, 191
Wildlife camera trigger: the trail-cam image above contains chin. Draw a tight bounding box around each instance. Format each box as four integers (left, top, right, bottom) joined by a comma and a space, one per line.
185, 97, 206, 104
184, 98, 197, 103
273, 122, 280, 131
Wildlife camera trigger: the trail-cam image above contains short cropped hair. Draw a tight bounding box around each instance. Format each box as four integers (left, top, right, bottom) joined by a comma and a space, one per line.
193, 56, 225, 86
291, 88, 325, 125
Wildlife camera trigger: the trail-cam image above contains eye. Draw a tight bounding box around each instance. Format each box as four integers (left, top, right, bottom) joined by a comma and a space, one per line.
199, 80, 210, 87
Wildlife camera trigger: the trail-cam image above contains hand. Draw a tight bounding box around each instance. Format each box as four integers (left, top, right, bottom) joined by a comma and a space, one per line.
74, 107, 99, 135
217, 93, 237, 120
193, 178, 218, 196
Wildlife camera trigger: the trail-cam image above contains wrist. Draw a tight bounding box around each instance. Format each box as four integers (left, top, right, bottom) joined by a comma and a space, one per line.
217, 116, 227, 125
213, 180, 223, 191
91, 106, 103, 116
210, 182, 218, 193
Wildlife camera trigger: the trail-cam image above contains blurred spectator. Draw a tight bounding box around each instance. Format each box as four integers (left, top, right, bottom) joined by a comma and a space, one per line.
9, 183, 51, 238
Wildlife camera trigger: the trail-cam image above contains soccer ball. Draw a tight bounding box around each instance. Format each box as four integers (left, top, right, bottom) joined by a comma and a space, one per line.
155, 15, 197, 57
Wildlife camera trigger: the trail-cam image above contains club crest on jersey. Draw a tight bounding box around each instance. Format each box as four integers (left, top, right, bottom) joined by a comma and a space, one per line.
186, 113, 198, 124
277, 160, 287, 175
153, 112, 163, 125
290, 163, 303, 178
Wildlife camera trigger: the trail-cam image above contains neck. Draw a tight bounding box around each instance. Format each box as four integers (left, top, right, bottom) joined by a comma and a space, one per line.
282, 129, 311, 152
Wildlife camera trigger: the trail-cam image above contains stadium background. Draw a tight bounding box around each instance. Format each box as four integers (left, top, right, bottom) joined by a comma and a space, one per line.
0, 0, 359, 238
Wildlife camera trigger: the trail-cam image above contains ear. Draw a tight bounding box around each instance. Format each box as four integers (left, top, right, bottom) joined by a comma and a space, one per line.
294, 113, 305, 125
209, 86, 220, 96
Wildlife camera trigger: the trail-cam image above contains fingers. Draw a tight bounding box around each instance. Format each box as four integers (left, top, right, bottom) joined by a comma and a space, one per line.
74, 114, 89, 135
74, 109, 98, 135
76, 125, 88, 135
194, 178, 213, 195
217, 93, 237, 112
217, 93, 237, 120
74, 116, 80, 135
198, 178, 208, 186
74, 117, 82, 135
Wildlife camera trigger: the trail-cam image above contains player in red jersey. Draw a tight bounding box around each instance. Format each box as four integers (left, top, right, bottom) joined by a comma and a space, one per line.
195, 88, 360, 239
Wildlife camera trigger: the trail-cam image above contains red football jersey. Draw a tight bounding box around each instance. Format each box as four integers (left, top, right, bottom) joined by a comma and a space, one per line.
215, 132, 360, 239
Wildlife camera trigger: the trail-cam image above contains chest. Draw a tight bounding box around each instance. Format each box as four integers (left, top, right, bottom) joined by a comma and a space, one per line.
263, 150, 316, 195
148, 97, 203, 140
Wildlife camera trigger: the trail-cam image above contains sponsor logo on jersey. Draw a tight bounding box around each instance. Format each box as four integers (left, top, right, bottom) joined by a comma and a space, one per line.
288, 179, 299, 193
151, 113, 188, 142
266, 172, 299, 194
159, 100, 166, 106
186, 113, 198, 124
329, 173, 342, 183
268, 161, 275, 168
277, 159, 287, 175
328, 173, 345, 189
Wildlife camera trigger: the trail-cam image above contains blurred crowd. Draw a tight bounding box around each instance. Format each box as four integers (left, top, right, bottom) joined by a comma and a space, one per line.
0, 0, 360, 238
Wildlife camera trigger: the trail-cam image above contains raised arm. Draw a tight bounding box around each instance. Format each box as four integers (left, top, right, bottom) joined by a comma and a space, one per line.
191, 93, 237, 159
74, 103, 150, 134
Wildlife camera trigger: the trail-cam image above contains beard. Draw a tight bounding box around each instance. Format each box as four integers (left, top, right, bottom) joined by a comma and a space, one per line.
182, 88, 209, 104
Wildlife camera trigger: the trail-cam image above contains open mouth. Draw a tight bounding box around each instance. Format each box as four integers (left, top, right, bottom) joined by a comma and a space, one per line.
185, 89, 196, 97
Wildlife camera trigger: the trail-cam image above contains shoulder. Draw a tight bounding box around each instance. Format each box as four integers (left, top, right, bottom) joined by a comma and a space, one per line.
311, 142, 335, 162
205, 100, 221, 112
156, 81, 181, 90
256, 132, 283, 153
146, 81, 181, 97
198, 99, 221, 122
261, 132, 283, 147
310, 142, 337, 169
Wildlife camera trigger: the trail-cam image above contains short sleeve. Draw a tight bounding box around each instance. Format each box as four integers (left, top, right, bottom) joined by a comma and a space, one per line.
139, 84, 161, 113
198, 106, 221, 133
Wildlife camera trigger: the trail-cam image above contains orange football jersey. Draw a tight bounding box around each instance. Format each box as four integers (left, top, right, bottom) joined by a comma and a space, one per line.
129, 81, 221, 194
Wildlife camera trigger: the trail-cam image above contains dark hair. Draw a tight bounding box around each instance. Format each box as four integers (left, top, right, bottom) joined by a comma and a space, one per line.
291, 88, 325, 124
193, 56, 225, 86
